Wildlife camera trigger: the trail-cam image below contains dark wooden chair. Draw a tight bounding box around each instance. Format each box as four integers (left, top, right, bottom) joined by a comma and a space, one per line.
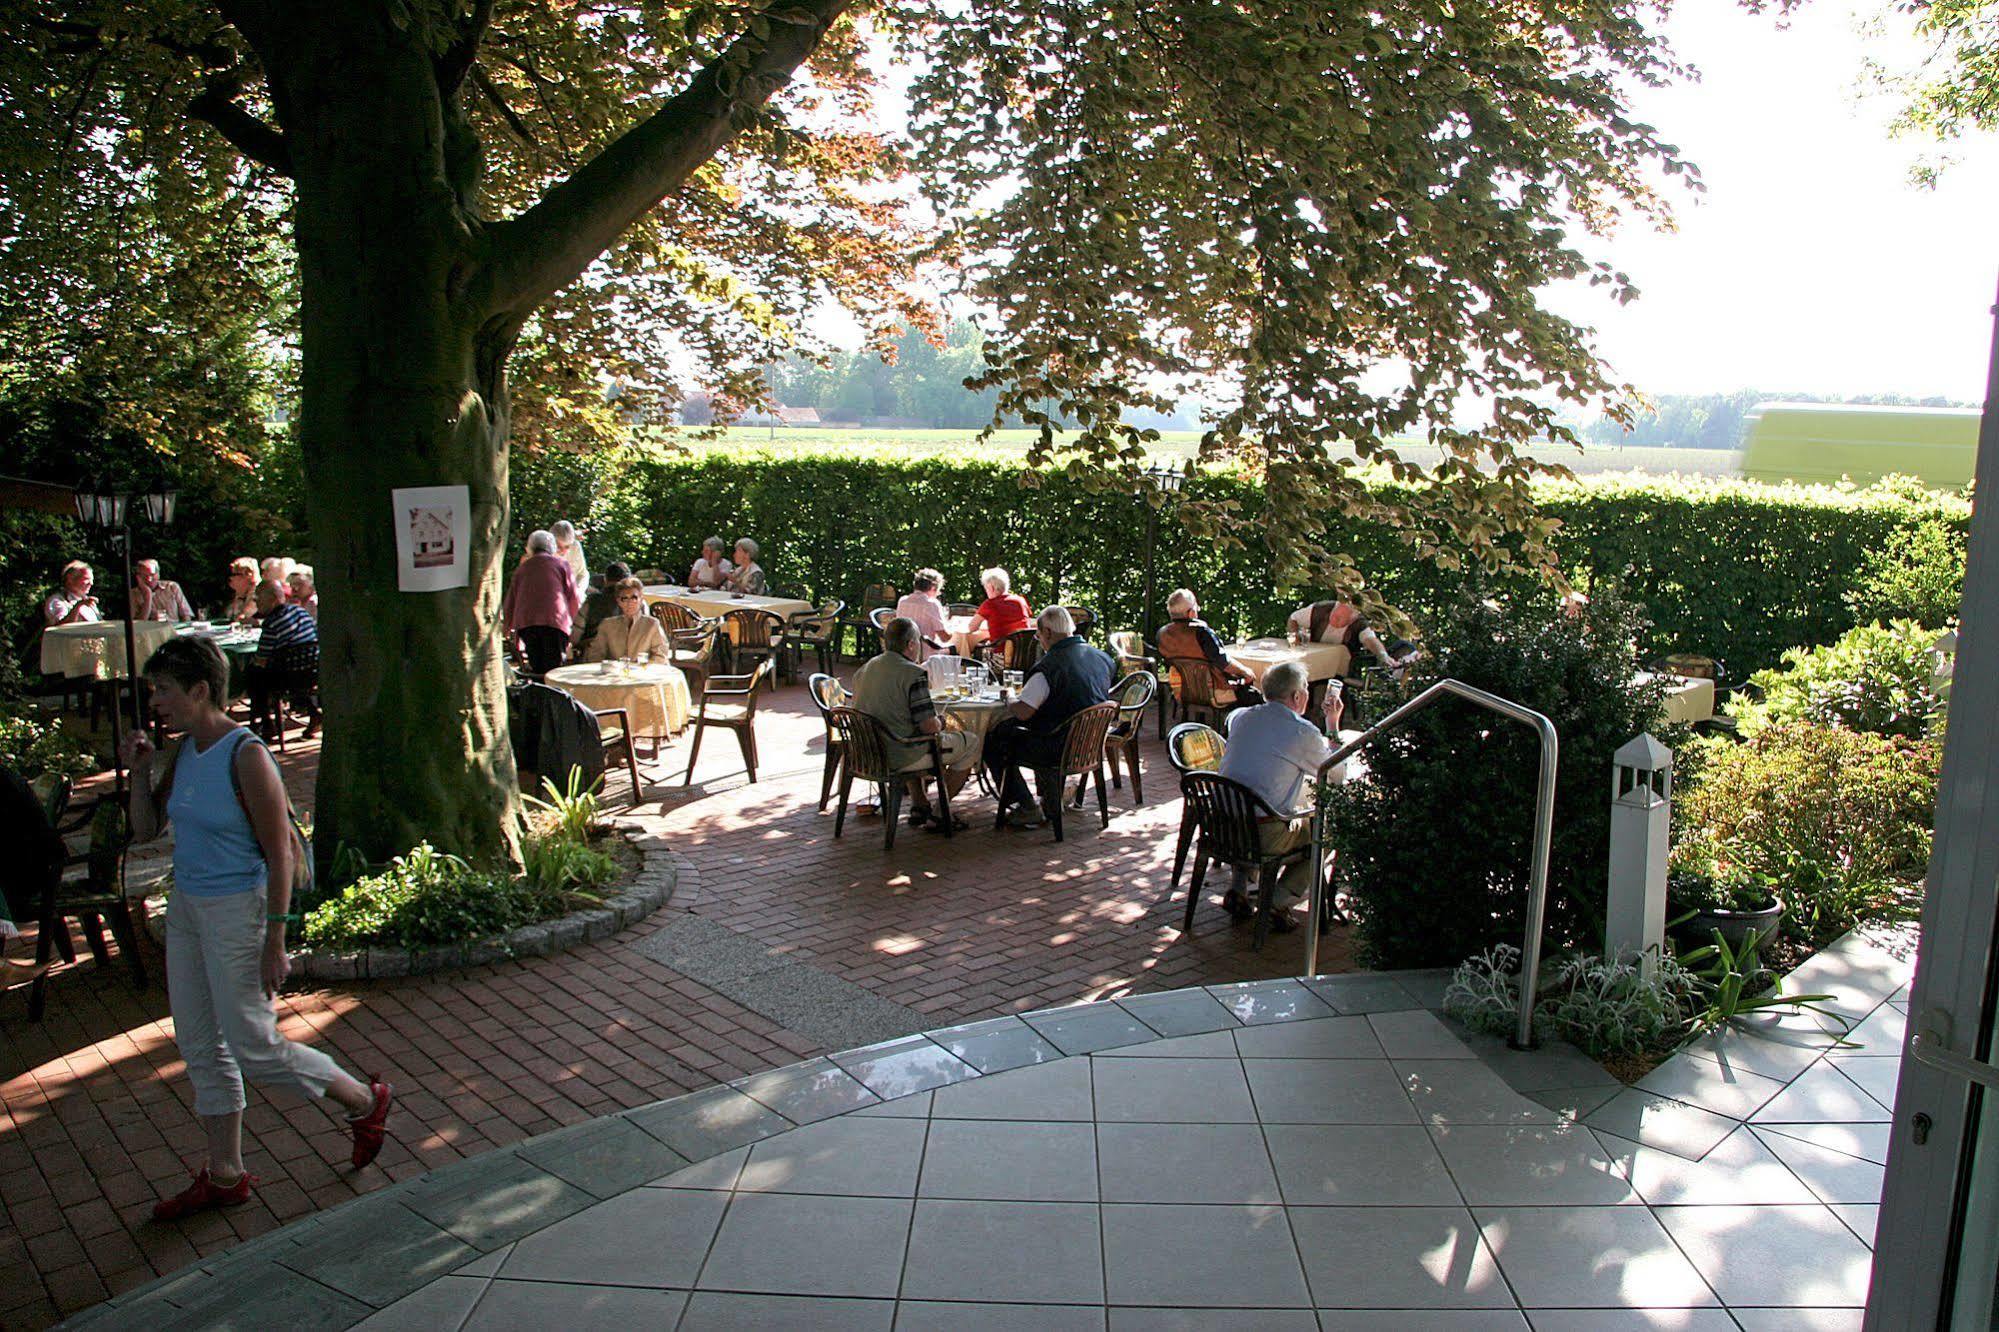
1179, 770, 1314, 951
721, 608, 786, 678
670, 622, 721, 696
591, 706, 643, 807
1057, 606, 1099, 641
3, 767, 148, 1022
989, 627, 1041, 674
838, 583, 897, 660
649, 599, 704, 636
1005, 700, 1118, 842
807, 672, 850, 812
825, 706, 957, 851
248, 656, 321, 750
1165, 722, 1227, 891
682, 657, 775, 786
783, 600, 845, 681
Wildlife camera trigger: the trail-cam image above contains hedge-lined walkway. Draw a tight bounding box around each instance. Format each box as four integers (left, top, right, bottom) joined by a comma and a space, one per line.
1, 680, 1352, 1328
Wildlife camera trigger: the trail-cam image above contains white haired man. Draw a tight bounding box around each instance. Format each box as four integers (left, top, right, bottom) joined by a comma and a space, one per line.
982, 606, 1116, 828
131, 559, 196, 622
1215, 658, 1347, 931
1158, 587, 1262, 708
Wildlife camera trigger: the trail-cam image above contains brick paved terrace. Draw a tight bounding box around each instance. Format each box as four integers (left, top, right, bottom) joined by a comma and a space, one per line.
1, 672, 1357, 1327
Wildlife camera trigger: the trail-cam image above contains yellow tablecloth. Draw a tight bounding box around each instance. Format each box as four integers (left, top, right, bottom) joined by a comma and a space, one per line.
40, 620, 181, 679
940, 694, 1008, 749
1634, 671, 1716, 726
642, 585, 813, 622
545, 661, 691, 741
1222, 638, 1352, 685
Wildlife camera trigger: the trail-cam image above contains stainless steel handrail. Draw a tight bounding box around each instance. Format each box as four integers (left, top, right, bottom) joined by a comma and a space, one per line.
1303, 678, 1559, 1049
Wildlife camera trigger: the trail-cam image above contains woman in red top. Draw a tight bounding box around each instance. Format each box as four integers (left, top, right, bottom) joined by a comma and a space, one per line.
968, 566, 1032, 653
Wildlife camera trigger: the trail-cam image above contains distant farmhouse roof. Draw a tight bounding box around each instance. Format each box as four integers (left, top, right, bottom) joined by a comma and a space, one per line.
773, 406, 821, 425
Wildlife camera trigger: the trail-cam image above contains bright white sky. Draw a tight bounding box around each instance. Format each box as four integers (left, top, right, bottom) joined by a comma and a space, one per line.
1561, 0, 1999, 401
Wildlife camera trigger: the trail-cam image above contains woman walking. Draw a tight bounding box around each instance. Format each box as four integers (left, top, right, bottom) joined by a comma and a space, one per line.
121, 637, 392, 1220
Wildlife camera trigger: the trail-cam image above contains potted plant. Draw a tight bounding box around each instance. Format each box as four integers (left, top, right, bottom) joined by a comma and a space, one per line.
1668, 836, 1784, 952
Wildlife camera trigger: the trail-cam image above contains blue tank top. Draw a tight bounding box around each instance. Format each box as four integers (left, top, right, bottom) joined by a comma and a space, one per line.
167, 728, 268, 896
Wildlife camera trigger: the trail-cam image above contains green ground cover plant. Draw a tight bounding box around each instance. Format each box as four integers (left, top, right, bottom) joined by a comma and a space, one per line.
1726, 619, 1950, 740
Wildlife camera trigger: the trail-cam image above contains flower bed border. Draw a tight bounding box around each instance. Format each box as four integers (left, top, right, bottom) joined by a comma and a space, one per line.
140, 818, 675, 982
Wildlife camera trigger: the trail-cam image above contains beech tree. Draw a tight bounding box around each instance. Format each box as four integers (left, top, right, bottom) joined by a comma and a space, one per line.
3, 1, 1701, 867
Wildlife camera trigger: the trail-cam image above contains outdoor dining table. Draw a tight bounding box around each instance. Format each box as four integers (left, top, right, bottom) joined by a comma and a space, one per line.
641, 585, 815, 640
1222, 637, 1353, 685
1635, 670, 1716, 726
39, 619, 180, 679
942, 614, 984, 658
937, 688, 1009, 745
544, 659, 691, 746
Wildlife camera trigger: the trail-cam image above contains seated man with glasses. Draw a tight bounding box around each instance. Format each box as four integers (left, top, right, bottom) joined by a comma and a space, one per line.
983, 606, 1116, 829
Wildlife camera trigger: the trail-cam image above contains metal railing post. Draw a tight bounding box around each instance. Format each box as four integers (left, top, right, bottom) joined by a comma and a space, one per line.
1303, 678, 1558, 1049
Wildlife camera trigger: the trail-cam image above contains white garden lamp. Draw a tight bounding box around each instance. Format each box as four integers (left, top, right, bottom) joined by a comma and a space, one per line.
1606, 732, 1673, 977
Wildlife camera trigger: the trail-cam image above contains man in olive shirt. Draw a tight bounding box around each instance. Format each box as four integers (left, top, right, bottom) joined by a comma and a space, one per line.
852, 616, 979, 829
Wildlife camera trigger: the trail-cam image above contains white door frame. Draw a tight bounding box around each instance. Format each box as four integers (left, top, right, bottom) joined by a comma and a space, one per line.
1868, 278, 1999, 1328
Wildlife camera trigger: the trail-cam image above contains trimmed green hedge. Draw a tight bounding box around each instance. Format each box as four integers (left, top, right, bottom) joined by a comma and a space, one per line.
517, 448, 1969, 675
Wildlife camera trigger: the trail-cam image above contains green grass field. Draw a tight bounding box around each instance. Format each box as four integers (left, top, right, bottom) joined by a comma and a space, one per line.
674, 426, 1742, 478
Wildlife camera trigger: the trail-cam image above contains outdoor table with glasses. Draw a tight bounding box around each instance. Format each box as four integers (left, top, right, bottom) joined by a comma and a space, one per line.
641, 585, 814, 636
942, 614, 983, 658
544, 659, 691, 744
1222, 637, 1353, 685
40, 619, 181, 679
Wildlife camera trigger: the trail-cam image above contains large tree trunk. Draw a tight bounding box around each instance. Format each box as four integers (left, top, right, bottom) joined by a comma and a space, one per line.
278, 14, 521, 870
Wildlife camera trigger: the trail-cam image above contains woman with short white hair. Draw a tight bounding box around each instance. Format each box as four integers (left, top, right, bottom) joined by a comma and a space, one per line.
726, 538, 766, 594
551, 520, 588, 594
966, 566, 1031, 651
689, 536, 733, 590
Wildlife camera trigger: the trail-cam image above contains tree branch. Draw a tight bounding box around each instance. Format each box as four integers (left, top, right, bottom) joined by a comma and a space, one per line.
478, 0, 850, 316
470, 62, 536, 150
187, 75, 292, 174
437, 0, 496, 97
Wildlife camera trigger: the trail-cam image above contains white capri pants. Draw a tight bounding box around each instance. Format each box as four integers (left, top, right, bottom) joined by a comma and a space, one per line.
166, 885, 344, 1117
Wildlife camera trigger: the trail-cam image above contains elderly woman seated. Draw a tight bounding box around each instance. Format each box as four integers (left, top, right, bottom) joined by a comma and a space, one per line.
44, 560, 101, 626
965, 566, 1031, 652
1285, 597, 1419, 673
852, 616, 980, 830
224, 557, 260, 624
287, 565, 319, 620
584, 578, 670, 662
726, 539, 766, 595
689, 536, 734, 590
895, 568, 952, 657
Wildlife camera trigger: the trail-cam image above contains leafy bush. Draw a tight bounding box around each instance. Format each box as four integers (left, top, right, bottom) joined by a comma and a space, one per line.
1677, 723, 1940, 947
523, 770, 602, 848
1325, 590, 1675, 969
303, 844, 533, 951
1666, 834, 1778, 914
1443, 945, 1524, 1039
522, 834, 617, 899
1539, 951, 1703, 1059
0, 705, 96, 780
1726, 620, 1950, 740
1846, 517, 1966, 629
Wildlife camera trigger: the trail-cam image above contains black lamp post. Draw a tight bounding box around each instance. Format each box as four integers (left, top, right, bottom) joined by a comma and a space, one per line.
73, 482, 177, 788
1138, 460, 1186, 646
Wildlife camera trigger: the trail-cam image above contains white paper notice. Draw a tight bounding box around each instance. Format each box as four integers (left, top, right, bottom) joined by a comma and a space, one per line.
392, 485, 472, 593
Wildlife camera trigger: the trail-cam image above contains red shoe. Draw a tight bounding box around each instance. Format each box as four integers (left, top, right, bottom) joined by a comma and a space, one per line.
348, 1076, 393, 1168
152, 1168, 254, 1221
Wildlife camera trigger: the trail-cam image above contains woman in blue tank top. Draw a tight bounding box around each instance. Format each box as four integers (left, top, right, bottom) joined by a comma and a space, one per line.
122, 637, 394, 1220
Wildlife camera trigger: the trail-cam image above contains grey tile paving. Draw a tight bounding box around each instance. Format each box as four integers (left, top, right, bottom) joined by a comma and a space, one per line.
1368, 1009, 1476, 1059
1300, 973, 1422, 1014
350, 1275, 488, 1331
1730, 1310, 1865, 1331
1750, 1063, 1891, 1125
1530, 1084, 1622, 1121
399, 1151, 599, 1251
918, 1119, 1098, 1202
1831, 1203, 1878, 1249
932, 1057, 1094, 1121
452, 1245, 511, 1278
1290, 1205, 1514, 1308
899, 1301, 1107, 1330
1826, 1053, 1899, 1111
1525, 1312, 1736, 1330
1750, 1129, 1887, 1204
500, 1185, 728, 1287
1096, 1122, 1282, 1204
1320, 1314, 1527, 1331
1388, 968, 1457, 1008
900, 1199, 1105, 1304
1092, 1056, 1258, 1122
1232, 1016, 1382, 1059
1634, 1051, 1790, 1120
1113, 1309, 1318, 1331
1100, 1202, 1312, 1308
696, 1192, 913, 1297
832, 1038, 981, 1098
1841, 1003, 1907, 1055
1397, 1058, 1562, 1126
1582, 1088, 1742, 1160
1114, 989, 1241, 1037
1206, 980, 1338, 1026
515, 1116, 690, 1199
677, 1292, 894, 1330
1025, 1005, 1160, 1054
1592, 1126, 1817, 1206
626, 1084, 795, 1159
1654, 1204, 1874, 1307
733, 1058, 883, 1123
937, 1023, 1068, 1074
648, 1145, 749, 1190
460, 1280, 687, 1330
1460, 1034, 1621, 1095
153, 1264, 374, 1331
1475, 1206, 1717, 1308
1757, 1119, 1892, 1166
853, 1089, 933, 1117
1094, 1030, 1238, 1058
1678, 1027, 1837, 1082
1431, 1124, 1638, 1206
736, 1115, 928, 1196
279, 1199, 477, 1307
1264, 1124, 1460, 1206
1244, 1057, 1419, 1124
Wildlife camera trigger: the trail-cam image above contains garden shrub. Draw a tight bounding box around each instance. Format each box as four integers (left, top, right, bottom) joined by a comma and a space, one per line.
1443, 945, 1523, 1039
302, 844, 527, 951
1725, 620, 1950, 740
0, 705, 96, 780
1538, 952, 1702, 1059
1676, 722, 1940, 947
1324, 590, 1675, 969
1846, 516, 1966, 629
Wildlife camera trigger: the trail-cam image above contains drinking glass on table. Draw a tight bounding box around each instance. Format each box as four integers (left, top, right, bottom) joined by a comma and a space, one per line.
636, 650, 650, 667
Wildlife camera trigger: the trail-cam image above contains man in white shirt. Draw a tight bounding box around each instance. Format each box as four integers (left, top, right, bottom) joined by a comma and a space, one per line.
1216, 659, 1346, 927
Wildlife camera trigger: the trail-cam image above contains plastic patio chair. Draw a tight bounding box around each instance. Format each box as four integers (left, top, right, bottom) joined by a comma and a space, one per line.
825, 705, 957, 851
783, 600, 845, 680
1166, 722, 1226, 890
682, 657, 776, 786
1005, 700, 1118, 842
1179, 770, 1314, 951
1074, 669, 1154, 809
807, 672, 851, 812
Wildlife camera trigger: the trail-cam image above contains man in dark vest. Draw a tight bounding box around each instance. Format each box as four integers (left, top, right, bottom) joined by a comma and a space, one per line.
984, 606, 1116, 828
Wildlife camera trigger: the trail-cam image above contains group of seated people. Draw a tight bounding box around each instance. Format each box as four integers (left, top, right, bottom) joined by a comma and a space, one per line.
223, 555, 317, 624
1157, 587, 1419, 711
687, 535, 767, 594
892, 566, 1033, 660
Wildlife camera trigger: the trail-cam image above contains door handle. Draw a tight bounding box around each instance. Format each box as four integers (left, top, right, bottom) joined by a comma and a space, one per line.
1911, 1009, 1999, 1092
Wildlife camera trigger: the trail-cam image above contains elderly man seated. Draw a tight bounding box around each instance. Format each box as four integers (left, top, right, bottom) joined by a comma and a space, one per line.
1158, 588, 1262, 709
1286, 597, 1419, 673
983, 605, 1116, 829
852, 616, 979, 831
130, 558, 195, 621
1216, 659, 1347, 932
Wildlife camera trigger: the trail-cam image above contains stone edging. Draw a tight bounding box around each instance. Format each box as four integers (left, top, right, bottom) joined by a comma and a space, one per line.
139, 817, 677, 982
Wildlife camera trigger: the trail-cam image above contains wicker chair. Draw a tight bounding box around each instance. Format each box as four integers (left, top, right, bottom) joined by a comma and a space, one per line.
649, 599, 704, 635
1004, 700, 1118, 842
807, 672, 851, 812
783, 600, 845, 681
1179, 770, 1313, 951
722, 607, 786, 677
825, 706, 957, 851
1165, 723, 1226, 891
682, 657, 776, 786
838, 583, 898, 660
